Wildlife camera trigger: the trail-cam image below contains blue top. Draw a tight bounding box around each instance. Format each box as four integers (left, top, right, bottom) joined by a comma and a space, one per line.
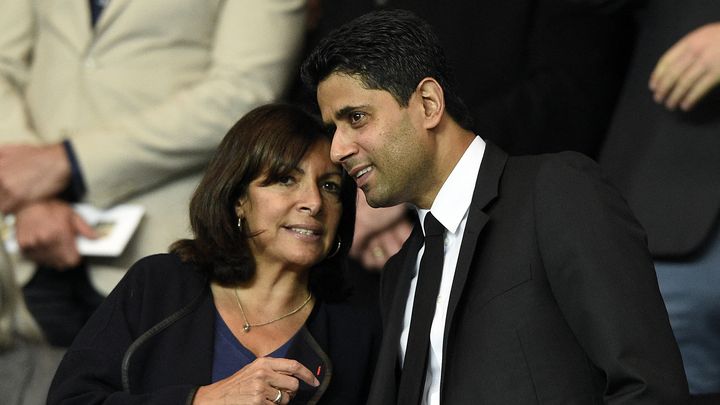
211, 309, 297, 382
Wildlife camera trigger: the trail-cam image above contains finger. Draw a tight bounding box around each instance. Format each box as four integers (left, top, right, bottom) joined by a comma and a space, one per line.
265, 387, 285, 405
265, 373, 301, 394
377, 228, 410, 257
272, 388, 295, 405
52, 221, 82, 268
650, 40, 689, 89
54, 244, 82, 269
41, 228, 81, 269
664, 61, 707, 110
681, 72, 720, 111
72, 212, 99, 239
360, 244, 385, 270
25, 240, 80, 269
651, 48, 696, 103
265, 358, 319, 387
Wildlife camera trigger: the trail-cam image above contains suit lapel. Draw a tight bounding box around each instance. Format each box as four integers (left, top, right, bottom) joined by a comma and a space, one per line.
93, 0, 130, 37
440, 142, 508, 388
288, 304, 332, 405
367, 225, 423, 405
46, 0, 93, 52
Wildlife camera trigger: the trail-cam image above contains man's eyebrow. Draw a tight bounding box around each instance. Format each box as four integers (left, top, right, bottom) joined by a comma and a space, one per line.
322, 104, 368, 129
334, 105, 357, 120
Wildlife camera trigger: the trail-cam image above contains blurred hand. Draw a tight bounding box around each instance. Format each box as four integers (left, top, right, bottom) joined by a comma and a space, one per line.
0, 143, 71, 214
357, 219, 413, 271
650, 22, 720, 111
15, 199, 97, 269
351, 191, 413, 271
193, 357, 319, 405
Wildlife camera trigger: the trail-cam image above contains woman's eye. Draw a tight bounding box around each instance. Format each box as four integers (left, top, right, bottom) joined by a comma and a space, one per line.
278, 176, 295, 185
322, 181, 341, 194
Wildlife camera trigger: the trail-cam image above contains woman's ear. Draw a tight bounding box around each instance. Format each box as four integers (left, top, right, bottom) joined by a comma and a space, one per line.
234, 198, 245, 219
417, 78, 445, 129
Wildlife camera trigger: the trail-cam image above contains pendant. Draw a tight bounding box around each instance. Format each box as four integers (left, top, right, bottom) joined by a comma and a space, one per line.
243, 323, 251, 333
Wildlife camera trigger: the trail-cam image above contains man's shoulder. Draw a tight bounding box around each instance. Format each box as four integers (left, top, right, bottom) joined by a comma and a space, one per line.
503, 150, 605, 185
506, 150, 597, 169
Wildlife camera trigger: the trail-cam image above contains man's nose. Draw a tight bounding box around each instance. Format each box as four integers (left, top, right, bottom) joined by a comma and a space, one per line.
330, 129, 356, 164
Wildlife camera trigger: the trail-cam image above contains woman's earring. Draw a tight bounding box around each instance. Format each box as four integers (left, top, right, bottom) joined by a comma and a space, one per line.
326, 237, 342, 259
237, 217, 242, 229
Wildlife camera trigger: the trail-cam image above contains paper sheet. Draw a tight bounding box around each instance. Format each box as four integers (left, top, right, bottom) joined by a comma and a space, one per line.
1, 204, 144, 257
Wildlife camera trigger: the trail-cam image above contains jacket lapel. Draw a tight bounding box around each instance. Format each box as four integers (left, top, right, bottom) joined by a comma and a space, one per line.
288, 304, 332, 405
92, 0, 130, 37
367, 226, 423, 405
45, 0, 93, 52
440, 141, 507, 388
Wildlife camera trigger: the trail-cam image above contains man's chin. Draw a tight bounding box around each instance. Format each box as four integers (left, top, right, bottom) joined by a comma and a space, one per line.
363, 188, 399, 209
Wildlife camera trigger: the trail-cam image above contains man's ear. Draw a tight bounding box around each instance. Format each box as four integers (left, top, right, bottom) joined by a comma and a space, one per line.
417, 78, 444, 130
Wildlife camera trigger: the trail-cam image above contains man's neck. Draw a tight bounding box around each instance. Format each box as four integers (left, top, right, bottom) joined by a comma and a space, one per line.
416, 120, 476, 209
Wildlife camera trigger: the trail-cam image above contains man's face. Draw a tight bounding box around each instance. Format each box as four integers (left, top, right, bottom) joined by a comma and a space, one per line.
317, 73, 433, 208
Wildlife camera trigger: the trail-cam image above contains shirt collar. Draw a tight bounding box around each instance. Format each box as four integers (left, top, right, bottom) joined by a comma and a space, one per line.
417, 136, 486, 235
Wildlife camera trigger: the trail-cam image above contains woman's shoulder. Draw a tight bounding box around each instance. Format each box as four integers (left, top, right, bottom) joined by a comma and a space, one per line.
123, 253, 207, 294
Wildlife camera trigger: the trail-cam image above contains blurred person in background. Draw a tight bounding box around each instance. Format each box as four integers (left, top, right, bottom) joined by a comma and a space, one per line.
0, 0, 306, 346
597, 0, 720, 401
0, 230, 63, 405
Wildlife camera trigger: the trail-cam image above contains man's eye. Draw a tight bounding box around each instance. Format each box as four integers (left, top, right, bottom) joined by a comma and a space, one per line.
350, 112, 365, 124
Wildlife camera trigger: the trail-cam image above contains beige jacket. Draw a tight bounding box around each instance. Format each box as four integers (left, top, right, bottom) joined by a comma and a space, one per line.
0, 0, 305, 293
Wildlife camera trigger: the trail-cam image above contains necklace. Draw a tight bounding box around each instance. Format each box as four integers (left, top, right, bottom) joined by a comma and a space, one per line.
233, 288, 312, 333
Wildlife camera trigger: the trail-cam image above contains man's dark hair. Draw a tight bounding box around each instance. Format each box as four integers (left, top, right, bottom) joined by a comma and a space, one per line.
301, 9, 474, 130
170, 103, 356, 301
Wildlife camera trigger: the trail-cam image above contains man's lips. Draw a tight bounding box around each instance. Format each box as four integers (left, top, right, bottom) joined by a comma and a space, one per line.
348, 165, 374, 188
355, 166, 373, 179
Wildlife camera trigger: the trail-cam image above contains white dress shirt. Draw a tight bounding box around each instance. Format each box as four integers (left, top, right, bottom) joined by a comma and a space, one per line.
400, 136, 486, 404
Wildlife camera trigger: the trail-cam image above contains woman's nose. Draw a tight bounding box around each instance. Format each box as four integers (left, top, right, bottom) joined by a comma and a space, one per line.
297, 183, 322, 215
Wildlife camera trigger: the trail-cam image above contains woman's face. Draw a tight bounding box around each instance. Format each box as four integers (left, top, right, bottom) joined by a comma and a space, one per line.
237, 140, 344, 272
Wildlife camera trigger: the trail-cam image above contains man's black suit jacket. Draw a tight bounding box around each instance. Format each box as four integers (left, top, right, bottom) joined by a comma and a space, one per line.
369, 142, 688, 404
599, 0, 720, 259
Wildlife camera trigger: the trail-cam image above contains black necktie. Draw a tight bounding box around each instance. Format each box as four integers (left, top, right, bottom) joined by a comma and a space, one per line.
397, 213, 445, 404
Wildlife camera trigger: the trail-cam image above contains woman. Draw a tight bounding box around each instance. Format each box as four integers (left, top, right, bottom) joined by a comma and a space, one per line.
47, 104, 381, 404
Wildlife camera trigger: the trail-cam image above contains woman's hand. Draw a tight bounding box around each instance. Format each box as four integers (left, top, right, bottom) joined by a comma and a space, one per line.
193, 358, 319, 404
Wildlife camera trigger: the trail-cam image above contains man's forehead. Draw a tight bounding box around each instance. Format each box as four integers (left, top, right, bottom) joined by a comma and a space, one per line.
318, 72, 363, 96
317, 75, 365, 115
318, 74, 391, 108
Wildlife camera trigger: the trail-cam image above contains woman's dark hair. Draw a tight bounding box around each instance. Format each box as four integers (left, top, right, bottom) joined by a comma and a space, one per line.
301, 9, 474, 131
171, 104, 356, 300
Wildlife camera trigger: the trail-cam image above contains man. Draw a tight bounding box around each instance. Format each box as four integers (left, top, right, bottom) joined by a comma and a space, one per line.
291, 0, 633, 271
0, 0, 305, 346
599, 0, 720, 398
302, 9, 688, 404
